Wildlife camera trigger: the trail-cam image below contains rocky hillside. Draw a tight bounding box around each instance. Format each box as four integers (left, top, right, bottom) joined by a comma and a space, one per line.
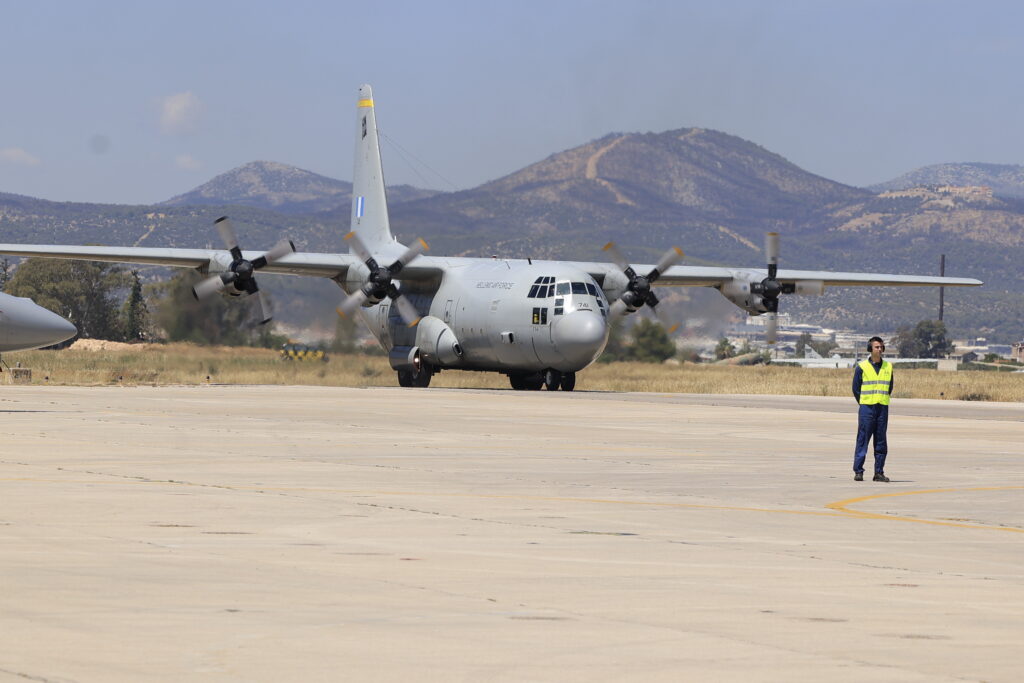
161, 161, 439, 214
870, 162, 1024, 199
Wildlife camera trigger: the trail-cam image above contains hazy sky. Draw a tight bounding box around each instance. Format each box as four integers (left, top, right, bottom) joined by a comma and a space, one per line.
3, 0, 1023, 204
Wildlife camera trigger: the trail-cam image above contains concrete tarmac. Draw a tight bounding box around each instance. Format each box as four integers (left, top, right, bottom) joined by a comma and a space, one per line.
0, 385, 1021, 682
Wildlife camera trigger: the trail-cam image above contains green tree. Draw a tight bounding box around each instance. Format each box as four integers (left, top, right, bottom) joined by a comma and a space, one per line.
330, 313, 360, 353
0, 257, 12, 287
598, 318, 629, 362
629, 318, 676, 363
121, 270, 149, 341
893, 320, 952, 359
4, 258, 127, 339
794, 332, 812, 358
714, 337, 736, 360
152, 270, 285, 347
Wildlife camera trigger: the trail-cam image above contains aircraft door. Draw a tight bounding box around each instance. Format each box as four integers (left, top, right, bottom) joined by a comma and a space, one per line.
444, 299, 454, 325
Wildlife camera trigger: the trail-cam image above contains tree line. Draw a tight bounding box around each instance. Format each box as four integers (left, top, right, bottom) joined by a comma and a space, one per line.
1, 258, 282, 347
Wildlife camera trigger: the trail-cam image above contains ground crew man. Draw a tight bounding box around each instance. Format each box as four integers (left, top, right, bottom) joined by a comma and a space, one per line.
852, 336, 893, 482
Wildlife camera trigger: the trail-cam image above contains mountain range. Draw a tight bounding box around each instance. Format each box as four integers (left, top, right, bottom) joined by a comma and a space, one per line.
2, 131, 1022, 342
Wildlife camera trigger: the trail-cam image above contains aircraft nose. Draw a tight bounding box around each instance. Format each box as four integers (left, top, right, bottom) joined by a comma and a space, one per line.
3, 300, 77, 350
551, 311, 607, 369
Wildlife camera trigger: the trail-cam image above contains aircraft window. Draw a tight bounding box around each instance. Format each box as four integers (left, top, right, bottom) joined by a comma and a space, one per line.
545, 276, 554, 284
545, 285, 555, 297
534, 277, 544, 284
527, 285, 539, 298
541, 308, 548, 324
586, 283, 597, 297
555, 298, 564, 306
571, 282, 587, 294
556, 282, 570, 295
532, 307, 540, 324
553, 307, 563, 316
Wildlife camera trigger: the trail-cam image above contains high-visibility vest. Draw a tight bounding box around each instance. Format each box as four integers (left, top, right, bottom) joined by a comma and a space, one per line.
858, 360, 892, 405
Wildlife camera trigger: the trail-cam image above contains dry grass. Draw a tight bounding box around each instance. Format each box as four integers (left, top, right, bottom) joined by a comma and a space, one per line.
4, 344, 1023, 402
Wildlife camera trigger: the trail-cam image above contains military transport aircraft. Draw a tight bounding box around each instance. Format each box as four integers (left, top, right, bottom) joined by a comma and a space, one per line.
0, 292, 77, 354
0, 85, 982, 390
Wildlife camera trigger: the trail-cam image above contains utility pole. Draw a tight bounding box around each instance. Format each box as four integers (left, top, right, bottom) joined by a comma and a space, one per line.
938, 254, 945, 322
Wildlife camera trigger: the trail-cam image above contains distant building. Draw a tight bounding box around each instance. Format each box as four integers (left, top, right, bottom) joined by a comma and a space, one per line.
1014, 342, 1024, 363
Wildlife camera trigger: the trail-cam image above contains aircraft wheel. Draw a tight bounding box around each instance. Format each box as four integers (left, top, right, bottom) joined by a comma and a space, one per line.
397, 370, 414, 387
509, 374, 526, 390
411, 361, 433, 388
543, 369, 562, 391
559, 372, 576, 392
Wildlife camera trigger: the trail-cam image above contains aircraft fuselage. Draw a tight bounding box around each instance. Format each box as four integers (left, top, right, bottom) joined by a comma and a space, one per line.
355, 259, 609, 376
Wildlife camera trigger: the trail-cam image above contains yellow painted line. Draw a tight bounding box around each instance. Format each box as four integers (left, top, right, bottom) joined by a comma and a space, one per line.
357, 98, 374, 108
5, 478, 1021, 533
826, 486, 1024, 533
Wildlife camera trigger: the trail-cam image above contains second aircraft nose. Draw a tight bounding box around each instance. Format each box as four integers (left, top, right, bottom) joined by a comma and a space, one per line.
551, 311, 607, 369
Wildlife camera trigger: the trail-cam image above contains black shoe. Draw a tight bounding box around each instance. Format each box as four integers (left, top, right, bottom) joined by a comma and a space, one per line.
854, 472, 863, 481
873, 473, 890, 482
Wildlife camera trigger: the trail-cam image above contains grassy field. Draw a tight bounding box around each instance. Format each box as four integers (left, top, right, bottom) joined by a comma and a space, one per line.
4, 343, 1023, 402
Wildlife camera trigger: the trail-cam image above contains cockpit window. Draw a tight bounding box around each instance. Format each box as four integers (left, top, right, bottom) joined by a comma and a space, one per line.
556, 282, 570, 295
571, 282, 587, 294
586, 283, 598, 297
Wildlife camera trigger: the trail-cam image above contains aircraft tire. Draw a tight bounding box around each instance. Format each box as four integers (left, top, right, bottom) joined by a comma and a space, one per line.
411, 362, 433, 388
543, 369, 561, 391
397, 370, 414, 387
509, 372, 543, 390
560, 372, 576, 392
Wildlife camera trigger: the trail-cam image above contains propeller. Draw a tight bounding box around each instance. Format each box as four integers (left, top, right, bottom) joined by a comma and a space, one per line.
602, 242, 685, 333
192, 216, 295, 325
751, 231, 794, 344
336, 231, 429, 327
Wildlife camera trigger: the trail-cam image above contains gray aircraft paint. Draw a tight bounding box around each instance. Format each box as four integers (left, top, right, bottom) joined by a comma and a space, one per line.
0, 292, 77, 353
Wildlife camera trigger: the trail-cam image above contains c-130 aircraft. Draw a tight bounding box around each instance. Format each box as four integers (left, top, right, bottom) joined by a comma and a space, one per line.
0, 85, 981, 390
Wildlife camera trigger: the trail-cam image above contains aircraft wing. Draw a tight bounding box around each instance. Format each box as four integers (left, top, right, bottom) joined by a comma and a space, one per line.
580, 262, 982, 288
0, 244, 362, 279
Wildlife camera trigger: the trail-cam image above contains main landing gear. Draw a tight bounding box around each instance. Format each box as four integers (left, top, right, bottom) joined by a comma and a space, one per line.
508, 370, 575, 392
397, 360, 434, 388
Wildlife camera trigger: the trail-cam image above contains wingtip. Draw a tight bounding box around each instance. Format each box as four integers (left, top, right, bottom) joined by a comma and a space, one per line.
602, 242, 615, 251
418, 238, 430, 251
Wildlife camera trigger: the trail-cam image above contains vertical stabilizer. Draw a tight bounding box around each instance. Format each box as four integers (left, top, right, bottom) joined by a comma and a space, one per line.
350, 84, 395, 253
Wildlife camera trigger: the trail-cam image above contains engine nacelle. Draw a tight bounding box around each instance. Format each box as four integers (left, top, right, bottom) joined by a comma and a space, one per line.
717, 275, 768, 315
415, 316, 464, 367
342, 261, 386, 306
600, 269, 631, 303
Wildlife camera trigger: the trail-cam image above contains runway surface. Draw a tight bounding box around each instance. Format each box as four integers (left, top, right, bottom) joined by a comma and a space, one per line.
1, 385, 1021, 681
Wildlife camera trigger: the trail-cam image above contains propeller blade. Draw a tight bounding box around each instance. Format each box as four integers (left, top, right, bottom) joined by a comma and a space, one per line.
193, 273, 231, 300
344, 231, 373, 264
392, 293, 422, 327
602, 241, 632, 274
336, 289, 370, 318
765, 312, 778, 345
255, 289, 273, 325
765, 232, 780, 279
609, 298, 630, 318
649, 300, 680, 335
390, 238, 429, 274
215, 216, 242, 260
649, 246, 685, 282
251, 239, 296, 270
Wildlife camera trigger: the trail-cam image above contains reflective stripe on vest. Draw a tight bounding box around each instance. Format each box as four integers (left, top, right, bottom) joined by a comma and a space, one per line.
858, 360, 892, 405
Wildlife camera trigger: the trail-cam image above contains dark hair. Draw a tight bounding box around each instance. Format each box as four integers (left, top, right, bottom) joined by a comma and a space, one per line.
867, 336, 885, 351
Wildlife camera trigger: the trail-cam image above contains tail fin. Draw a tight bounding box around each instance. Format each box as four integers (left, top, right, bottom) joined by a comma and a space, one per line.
350, 84, 396, 253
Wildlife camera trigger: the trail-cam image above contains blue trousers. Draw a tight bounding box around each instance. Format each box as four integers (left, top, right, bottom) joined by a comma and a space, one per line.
853, 403, 888, 475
